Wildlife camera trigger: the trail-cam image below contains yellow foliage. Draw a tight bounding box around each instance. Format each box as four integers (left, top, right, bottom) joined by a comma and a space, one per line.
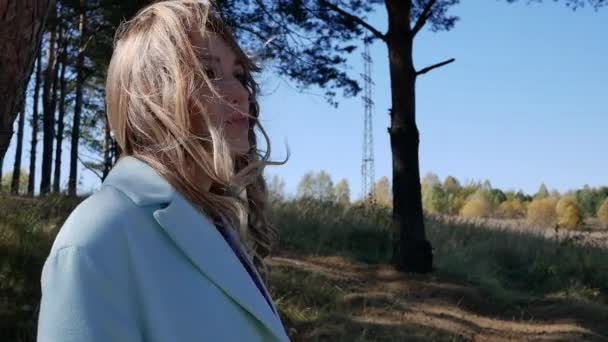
555, 196, 582, 230
598, 198, 608, 229
526, 197, 558, 227
460, 197, 492, 218
496, 198, 526, 219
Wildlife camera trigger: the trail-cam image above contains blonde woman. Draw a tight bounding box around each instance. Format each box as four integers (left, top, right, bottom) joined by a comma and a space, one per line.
36, 1, 290, 341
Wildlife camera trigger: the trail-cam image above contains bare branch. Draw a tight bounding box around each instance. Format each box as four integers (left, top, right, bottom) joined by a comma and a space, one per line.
412, 0, 437, 37
415, 58, 455, 76
77, 155, 103, 180
318, 0, 387, 42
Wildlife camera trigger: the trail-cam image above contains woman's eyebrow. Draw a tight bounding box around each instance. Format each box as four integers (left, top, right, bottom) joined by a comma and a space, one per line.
200, 54, 245, 68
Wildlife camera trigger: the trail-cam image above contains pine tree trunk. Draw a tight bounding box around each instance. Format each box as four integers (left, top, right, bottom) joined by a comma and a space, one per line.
40, 12, 58, 195
0, 154, 3, 190
386, 0, 433, 273
112, 138, 121, 165
102, 116, 112, 180
0, 0, 55, 163
53, 30, 67, 193
28, 52, 43, 196
11, 96, 27, 195
68, 10, 86, 197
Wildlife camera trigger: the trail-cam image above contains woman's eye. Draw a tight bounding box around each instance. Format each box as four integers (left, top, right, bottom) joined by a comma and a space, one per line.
235, 72, 246, 85
204, 67, 217, 79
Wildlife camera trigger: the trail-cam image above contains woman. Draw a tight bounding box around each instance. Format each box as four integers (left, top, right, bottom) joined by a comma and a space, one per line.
36, 1, 290, 341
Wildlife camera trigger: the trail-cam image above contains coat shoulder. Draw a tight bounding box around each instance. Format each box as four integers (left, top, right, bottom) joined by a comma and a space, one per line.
49, 185, 155, 260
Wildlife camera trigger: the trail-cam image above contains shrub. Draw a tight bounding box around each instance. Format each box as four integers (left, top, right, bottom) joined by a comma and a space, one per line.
460, 191, 492, 218
597, 198, 608, 229
496, 198, 526, 219
555, 196, 583, 229
526, 196, 558, 227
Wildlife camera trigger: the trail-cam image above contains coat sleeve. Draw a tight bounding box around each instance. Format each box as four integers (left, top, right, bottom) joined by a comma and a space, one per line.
37, 246, 142, 342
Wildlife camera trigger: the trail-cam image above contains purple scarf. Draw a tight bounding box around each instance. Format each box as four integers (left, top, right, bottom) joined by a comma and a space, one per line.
213, 219, 276, 314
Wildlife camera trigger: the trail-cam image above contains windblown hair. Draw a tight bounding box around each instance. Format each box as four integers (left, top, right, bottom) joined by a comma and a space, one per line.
105, 0, 287, 283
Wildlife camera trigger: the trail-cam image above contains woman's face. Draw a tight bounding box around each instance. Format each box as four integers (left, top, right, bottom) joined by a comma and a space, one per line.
190, 31, 250, 156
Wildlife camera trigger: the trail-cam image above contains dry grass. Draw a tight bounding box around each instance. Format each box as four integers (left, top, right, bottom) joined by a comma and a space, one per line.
2, 194, 607, 341
269, 253, 608, 341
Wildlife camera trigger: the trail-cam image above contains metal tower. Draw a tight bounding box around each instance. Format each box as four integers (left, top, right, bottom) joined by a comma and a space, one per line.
361, 36, 375, 204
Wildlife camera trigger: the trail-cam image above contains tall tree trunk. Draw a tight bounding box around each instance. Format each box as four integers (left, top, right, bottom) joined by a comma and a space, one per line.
386, 0, 433, 273
28, 52, 43, 196
0, 154, 3, 190
102, 116, 112, 180
0, 0, 55, 164
68, 9, 86, 197
11, 96, 27, 195
53, 30, 67, 193
112, 137, 120, 165
40, 11, 58, 195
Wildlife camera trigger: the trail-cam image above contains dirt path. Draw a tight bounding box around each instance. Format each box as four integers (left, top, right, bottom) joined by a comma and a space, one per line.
269, 252, 608, 341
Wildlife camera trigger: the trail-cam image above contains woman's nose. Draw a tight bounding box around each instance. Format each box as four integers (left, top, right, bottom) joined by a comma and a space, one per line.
224, 79, 248, 108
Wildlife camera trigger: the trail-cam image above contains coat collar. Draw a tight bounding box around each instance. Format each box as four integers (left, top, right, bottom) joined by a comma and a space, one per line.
103, 156, 288, 341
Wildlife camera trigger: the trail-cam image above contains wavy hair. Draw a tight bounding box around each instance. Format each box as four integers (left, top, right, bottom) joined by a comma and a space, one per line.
105, 0, 288, 283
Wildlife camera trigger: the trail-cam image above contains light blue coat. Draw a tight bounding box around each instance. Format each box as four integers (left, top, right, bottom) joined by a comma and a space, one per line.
37, 156, 290, 342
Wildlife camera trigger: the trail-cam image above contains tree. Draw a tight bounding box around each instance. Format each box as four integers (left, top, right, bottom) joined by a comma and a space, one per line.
574, 185, 608, 218
11, 95, 27, 195
0, 0, 55, 163
314, 170, 335, 202
556, 196, 583, 229
213, 0, 460, 273
535, 182, 550, 199
422, 183, 447, 214
2, 170, 29, 195
0, 156, 3, 190
68, 4, 87, 196
53, 27, 69, 193
526, 196, 559, 227
296, 170, 335, 201
297, 171, 315, 199
443, 175, 461, 193
496, 198, 526, 219
28, 52, 43, 196
373, 176, 392, 207
268, 174, 286, 202
421, 172, 441, 191
507, 0, 606, 11
40, 8, 60, 195
597, 198, 608, 229
333, 179, 351, 206
460, 190, 493, 218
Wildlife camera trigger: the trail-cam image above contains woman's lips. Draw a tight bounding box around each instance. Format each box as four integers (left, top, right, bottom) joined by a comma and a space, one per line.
226, 117, 249, 130
226, 117, 248, 128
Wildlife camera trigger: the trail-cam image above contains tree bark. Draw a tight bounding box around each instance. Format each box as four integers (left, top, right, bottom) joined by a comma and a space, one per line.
386, 0, 433, 273
0, 154, 3, 190
68, 9, 86, 197
102, 115, 112, 181
0, 0, 55, 164
53, 29, 67, 193
40, 10, 58, 195
28, 52, 43, 196
10, 96, 27, 195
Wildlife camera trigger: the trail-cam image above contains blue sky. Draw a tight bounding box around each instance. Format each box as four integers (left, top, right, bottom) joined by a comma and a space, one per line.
3, 0, 607, 198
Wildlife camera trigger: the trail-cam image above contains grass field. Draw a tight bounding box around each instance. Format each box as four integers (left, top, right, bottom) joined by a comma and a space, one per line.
1, 194, 607, 341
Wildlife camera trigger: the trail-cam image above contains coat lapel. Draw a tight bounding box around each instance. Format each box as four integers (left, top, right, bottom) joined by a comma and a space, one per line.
103, 156, 288, 342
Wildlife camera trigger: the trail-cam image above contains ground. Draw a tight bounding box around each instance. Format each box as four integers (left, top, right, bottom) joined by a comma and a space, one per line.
269, 251, 608, 342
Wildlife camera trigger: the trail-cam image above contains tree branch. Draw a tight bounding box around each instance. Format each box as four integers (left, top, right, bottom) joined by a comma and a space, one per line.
77, 155, 103, 180
412, 0, 437, 37
318, 0, 387, 42
415, 58, 455, 76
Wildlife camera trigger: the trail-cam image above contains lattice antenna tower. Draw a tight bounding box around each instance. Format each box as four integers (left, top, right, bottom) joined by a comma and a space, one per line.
361, 35, 375, 205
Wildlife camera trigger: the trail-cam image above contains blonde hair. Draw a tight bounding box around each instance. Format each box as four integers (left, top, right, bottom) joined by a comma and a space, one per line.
105, 0, 287, 283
